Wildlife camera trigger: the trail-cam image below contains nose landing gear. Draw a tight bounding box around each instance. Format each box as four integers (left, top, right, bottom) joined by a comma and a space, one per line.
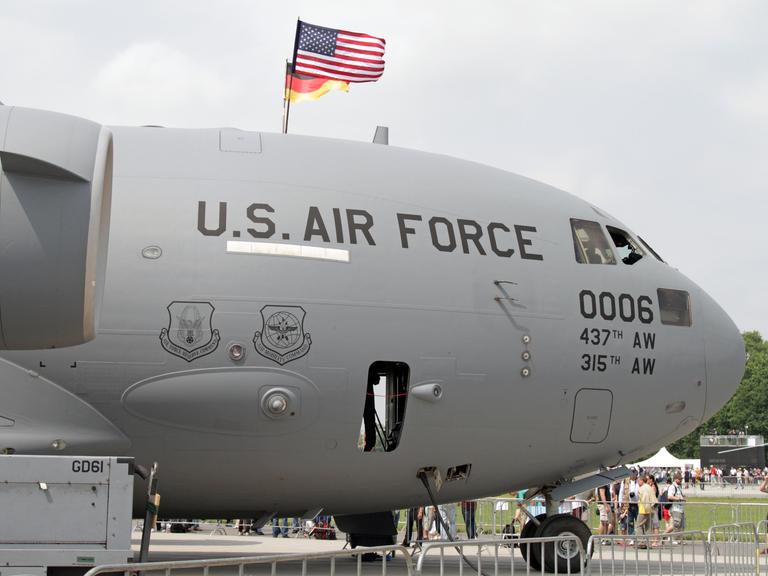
529, 514, 592, 573
518, 505, 592, 572
518, 467, 629, 571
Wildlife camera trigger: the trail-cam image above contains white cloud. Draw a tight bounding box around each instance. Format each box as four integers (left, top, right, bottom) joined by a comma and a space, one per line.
89, 42, 237, 126
723, 76, 768, 124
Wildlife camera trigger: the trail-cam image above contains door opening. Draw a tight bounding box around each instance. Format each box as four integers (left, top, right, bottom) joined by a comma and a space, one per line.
360, 361, 410, 452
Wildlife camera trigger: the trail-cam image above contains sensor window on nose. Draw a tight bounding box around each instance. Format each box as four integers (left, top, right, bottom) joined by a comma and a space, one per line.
658, 288, 692, 326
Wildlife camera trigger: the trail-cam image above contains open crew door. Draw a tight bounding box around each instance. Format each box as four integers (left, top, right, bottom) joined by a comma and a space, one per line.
359, 361, 410, 452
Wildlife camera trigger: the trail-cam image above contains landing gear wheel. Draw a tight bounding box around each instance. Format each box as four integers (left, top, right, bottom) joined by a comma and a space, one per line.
518, 513, 546, 571
530, 514, 592, 574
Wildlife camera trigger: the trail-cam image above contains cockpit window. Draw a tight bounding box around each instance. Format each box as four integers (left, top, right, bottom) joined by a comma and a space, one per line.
606, 226, 644, 265
638, 236, 665, 263
571, 219, 616, 265
658, 288, 692, 326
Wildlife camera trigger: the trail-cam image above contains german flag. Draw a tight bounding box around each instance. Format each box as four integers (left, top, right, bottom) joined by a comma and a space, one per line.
285, 62, 349, 103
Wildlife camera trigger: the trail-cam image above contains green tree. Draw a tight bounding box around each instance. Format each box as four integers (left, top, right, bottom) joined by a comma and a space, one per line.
667, 331, 768, 458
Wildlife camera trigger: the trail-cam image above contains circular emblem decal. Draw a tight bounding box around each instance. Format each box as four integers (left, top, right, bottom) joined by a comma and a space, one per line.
264, 311, 302, 349
253, 305, 312, 365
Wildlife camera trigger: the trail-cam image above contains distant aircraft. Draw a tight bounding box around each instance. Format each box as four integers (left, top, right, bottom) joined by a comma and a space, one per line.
0, 105, 745, 571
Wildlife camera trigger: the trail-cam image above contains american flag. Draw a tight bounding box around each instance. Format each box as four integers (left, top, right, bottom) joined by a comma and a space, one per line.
293, 20, 385, 83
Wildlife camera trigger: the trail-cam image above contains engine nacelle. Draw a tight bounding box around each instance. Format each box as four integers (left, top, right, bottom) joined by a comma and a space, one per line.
0, 106, 112, 349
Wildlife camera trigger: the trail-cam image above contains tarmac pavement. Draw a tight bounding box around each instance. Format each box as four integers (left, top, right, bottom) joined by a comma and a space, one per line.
134, 529, 349, 561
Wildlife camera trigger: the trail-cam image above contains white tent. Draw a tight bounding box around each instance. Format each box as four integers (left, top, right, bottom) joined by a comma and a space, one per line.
631, 447, 700, 470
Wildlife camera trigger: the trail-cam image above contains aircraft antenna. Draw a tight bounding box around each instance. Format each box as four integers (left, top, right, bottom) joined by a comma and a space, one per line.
373, 126, 389, 145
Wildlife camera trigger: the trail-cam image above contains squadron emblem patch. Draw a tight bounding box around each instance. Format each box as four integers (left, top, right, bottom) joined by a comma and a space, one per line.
253, 305, 312, 365
160, 301, 221, 362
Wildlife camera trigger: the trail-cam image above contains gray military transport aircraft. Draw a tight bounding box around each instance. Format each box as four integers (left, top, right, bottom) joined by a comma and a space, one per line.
0, 105, 745, 571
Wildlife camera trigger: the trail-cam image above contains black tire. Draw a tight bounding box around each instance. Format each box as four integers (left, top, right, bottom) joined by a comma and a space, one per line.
530, 514, 592, 574
518, 513, 546, 571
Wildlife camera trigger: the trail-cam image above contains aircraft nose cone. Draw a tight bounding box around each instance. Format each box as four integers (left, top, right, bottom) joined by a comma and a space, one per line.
702, 291, 745, 421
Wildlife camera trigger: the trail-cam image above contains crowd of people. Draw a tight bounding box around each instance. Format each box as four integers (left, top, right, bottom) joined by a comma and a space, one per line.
639, 465, 768, 490
704, 465, 766, 488
594, 467, 687, 547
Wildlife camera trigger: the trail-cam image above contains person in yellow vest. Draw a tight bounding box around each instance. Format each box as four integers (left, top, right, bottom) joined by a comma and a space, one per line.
636, 475, 657, 548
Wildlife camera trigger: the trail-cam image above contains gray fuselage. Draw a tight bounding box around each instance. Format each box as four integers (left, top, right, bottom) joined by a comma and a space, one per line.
0, 107, 745, 517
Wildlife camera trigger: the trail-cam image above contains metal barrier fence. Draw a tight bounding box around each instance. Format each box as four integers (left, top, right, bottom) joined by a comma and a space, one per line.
586, 521, 768, 576
83, 544, 414, 576
706, 523, 758, 576
467, 499, 768, 538
87, 523, 768, 576
86, 536, 587, 576
702, 476, 766, 488
731, 503, 768, 526
586, 531, 707, 576
84, 537, 588, 576
416, 536, 586, 576
758, 519, 768, 575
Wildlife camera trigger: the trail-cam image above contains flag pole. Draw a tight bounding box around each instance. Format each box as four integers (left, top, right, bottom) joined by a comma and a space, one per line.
281, 60, 290, 134
284, 18, 302, 134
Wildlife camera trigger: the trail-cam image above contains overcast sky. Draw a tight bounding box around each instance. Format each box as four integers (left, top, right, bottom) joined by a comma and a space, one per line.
1, 1, 766, 336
